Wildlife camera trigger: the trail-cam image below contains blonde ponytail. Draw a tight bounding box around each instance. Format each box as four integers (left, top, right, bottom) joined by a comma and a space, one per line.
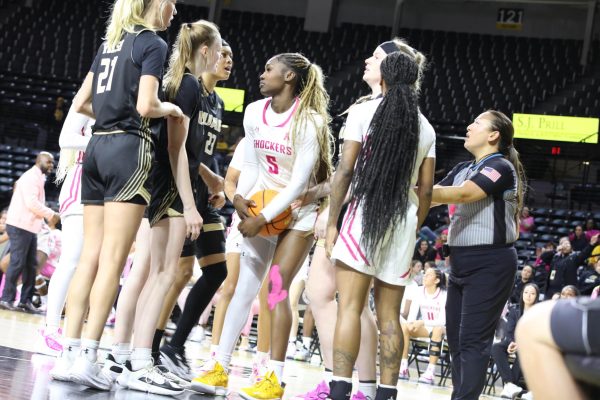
164, 20, 220, 102
104, 0, 151, 50
296, 63, 333, 183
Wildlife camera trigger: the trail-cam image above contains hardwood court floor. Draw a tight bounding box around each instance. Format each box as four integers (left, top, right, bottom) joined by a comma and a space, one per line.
0, 309, 503, 400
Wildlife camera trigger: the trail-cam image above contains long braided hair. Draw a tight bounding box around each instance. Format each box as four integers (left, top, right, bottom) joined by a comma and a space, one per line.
273, 53, 333, 184
350, 51, 420, 258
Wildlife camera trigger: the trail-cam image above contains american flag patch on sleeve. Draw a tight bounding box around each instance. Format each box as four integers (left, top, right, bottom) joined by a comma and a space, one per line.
480, 166, 501, 182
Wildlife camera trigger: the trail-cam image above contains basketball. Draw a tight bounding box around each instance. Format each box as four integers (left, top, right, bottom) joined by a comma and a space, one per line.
248, 189, 293, 237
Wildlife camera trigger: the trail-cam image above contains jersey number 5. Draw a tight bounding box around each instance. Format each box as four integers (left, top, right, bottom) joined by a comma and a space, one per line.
266, 155, 279, 175
97, 56, 118, 94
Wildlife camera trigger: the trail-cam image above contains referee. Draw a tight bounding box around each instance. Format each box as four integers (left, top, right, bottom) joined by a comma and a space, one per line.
431, 110, 527, 400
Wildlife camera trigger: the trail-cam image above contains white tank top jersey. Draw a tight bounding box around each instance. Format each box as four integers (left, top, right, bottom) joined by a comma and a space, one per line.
408, 286, 447, 328
342, 98, 436, 206
58, 110, 93, 218
236, 97, 322, 224
400, 279, 420, 314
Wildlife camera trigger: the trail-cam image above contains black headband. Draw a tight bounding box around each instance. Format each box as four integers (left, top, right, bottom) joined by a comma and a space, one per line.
379, 41, 399, 54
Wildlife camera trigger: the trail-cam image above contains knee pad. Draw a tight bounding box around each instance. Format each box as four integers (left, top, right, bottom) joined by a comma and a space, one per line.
428, 339, 443, 357
201, 261, 227, 287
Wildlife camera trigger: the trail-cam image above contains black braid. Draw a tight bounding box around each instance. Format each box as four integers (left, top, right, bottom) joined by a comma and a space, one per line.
350, 51, 420, 259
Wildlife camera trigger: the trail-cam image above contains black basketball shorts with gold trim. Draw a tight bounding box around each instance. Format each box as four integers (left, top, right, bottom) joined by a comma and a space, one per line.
81, 132, 153, 205
180, 205, 226, 259
146, 160, 186, 227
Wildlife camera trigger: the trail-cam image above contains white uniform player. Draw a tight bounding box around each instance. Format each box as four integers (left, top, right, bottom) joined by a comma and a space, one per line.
57, 124, 91, 218
224, 138, 246, 255
331, 98, 436, 285
407, 286, 447, 334
197, 95, 325, 391
400, 279, 420, 322
41, 107, 93, 355
236, 97, 320, 232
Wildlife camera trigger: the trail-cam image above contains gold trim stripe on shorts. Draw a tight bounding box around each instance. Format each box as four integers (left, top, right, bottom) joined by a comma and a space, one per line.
113, 120, 153, 203
203, 222, 224, 232
149, 182, 179, 226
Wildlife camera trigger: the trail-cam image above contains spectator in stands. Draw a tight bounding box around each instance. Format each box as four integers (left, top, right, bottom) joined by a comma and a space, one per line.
585, 218, 599, 240
419, 225, 438, 242
519, 206, 534, 233
559, 285, 580, 299
536, 241, 555, 264
545, 234, 598, 298
433, 229, 448, 261
569, 225, 588, 252
413, 239, 437, 264
48, 97, 66, 139
509, 265, 533, 304
410, 260, 424, 286
423, 260, 436, 272
399, 268, 447, 384
54, 97, 65, 124
0, 152, 59, 312
493, 283, 540, 399
516, 296, 600, 400
578, 259, 600, 296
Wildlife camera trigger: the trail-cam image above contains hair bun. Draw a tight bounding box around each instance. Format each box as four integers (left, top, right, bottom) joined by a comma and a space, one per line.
381, 52, 418, 86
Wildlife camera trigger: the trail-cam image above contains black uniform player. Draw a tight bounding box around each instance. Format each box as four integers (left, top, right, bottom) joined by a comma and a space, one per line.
57, 0, 181, 391
158, 41, 234, 380
147, 72, 202, 225
116, 20, 221, 395
183, 70, 228, 257
85, 28, 169, 205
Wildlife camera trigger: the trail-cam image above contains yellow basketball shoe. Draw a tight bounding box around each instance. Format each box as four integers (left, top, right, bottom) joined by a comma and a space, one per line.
190, 359, 228, 395
240, 370, 285, 400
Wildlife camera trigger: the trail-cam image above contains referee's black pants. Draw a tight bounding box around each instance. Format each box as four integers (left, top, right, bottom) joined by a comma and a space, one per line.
446, 245, 517, 400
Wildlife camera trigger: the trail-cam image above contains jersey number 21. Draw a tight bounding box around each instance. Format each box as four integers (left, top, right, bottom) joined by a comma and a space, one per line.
97, 56, 118, 94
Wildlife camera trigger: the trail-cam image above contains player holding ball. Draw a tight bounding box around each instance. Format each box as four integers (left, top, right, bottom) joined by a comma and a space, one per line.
190, 52, 332, 400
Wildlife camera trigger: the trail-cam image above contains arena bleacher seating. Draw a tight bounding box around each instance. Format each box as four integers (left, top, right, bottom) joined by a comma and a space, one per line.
1, 0, 599, 145
0, 0, 599, 207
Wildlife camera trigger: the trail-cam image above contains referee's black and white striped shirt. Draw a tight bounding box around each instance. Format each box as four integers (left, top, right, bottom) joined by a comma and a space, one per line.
438, 153, 518, 247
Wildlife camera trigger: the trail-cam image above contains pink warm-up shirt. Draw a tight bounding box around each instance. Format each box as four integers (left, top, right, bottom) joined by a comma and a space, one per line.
6, 166, 55, 233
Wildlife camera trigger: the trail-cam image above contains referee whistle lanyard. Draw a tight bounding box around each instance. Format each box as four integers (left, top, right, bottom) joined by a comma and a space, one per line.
468, 152, 503, 173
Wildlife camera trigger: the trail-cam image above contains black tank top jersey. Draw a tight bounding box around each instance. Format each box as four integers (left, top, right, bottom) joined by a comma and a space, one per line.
155, 73, 202, 182
90, 28, 168, 143
196, 83, 225, 207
